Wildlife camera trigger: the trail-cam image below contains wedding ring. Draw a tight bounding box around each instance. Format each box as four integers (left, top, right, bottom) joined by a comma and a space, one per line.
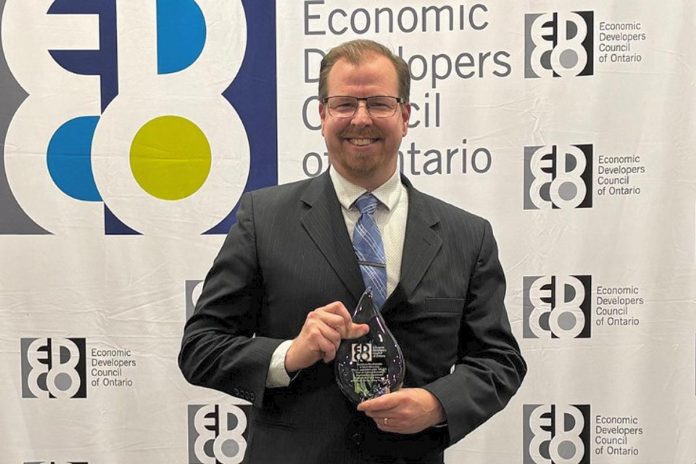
383, 417, 389, 425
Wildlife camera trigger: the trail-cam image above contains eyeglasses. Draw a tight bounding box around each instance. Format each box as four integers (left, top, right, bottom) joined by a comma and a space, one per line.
322, 96, 404, 119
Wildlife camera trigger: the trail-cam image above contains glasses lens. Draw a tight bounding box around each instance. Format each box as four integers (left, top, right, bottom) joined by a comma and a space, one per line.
366, 97, 398, 118
328, 97, 358, 117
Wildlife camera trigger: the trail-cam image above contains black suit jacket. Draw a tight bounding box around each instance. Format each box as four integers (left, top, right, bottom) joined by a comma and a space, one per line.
179, 171, 526, 463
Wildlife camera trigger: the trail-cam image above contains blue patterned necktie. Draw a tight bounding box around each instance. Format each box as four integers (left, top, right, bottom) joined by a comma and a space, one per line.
353, 193, 387, 308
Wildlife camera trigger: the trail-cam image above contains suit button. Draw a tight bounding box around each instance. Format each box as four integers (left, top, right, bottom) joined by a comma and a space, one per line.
351, 432, 363, 446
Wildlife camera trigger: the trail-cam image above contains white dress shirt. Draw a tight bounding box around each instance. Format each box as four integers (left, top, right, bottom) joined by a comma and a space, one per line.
266, 168, 409, 387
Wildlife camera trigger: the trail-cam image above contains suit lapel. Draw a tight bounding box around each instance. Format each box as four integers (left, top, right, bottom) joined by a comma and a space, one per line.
384, 177, 442, 313
299, 172, 442, 310
300, 172, 365, 303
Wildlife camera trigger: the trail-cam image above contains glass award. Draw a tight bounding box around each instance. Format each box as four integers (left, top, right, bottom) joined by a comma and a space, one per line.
335, 289, 405, 404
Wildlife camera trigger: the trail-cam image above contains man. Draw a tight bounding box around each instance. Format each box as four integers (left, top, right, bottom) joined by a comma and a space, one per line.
179, 39, 526, 463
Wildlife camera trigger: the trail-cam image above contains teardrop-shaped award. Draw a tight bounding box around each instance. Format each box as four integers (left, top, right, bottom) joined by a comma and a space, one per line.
335, 289, 405, 404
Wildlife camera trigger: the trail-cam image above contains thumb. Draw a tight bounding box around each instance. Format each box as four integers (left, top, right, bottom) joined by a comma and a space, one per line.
346, 323, 369, 339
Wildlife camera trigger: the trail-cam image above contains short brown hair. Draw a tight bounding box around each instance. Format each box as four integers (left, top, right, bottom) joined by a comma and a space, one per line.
318, 39, 411, 103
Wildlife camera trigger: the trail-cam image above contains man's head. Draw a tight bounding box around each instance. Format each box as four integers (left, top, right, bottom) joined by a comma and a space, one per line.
318, 40, 411, 103
319, 40, 412, 191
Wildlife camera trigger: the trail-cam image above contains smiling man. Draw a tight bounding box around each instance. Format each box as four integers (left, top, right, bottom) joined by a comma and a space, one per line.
179, 39, 526, 464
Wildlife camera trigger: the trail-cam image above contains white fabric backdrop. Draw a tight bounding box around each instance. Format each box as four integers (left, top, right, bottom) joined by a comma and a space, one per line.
1, 1, 694, 463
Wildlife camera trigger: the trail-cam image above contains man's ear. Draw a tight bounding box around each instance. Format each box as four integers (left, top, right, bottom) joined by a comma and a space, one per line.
401, 102, 412, 136
319, 102, 326, 136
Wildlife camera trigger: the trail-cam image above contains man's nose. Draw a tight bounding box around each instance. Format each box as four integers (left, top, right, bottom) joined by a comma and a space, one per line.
351, 101, 373, 125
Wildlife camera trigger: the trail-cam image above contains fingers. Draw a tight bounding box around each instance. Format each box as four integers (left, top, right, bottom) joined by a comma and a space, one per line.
357, 393, 399, 414
346, 322, 370, 339
357, 389, 446, 435
320, 301, 353, 326
297, 310, 342, 363
306, 310, 343, 345
285, 301, 370, 371
318, 301, 370, 338
368, 416, 403, 433
310, 303, 351, 338
311, 302, 369, 341
358, 393, 401, 433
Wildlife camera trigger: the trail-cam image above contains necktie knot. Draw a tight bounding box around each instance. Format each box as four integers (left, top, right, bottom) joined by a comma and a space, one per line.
355, 193, 379, 215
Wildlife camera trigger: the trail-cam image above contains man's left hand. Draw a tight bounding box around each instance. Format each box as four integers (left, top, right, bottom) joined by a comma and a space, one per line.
357, 388, 445, 434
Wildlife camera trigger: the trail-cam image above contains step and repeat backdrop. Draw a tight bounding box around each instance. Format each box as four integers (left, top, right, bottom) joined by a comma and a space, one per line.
1, 1, 695, 463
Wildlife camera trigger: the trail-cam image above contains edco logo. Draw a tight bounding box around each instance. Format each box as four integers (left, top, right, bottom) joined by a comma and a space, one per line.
188, 403, 250, 464
20, 337, 87, 399
351, 342, 373, 362
524, 404, 591, 464
524, 11, 594, 78
0, 1, 276, 236
523, 145, 593, 210
523, 275, 592, 339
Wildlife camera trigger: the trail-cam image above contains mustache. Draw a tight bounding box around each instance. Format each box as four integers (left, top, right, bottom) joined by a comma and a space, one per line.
340, 130, 382, 139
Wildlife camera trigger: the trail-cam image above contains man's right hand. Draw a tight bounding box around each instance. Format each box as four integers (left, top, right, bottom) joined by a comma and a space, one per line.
284, 301, 369, 373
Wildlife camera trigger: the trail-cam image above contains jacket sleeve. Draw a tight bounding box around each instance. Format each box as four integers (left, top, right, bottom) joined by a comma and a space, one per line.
423, 219, 527, 445
178, 192, 283, 406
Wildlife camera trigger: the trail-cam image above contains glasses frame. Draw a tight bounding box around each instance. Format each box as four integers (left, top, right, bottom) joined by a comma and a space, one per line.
322, 95, 404, 119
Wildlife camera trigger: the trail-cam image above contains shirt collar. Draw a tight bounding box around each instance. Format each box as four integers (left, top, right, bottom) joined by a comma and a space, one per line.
329, 167, 402, 212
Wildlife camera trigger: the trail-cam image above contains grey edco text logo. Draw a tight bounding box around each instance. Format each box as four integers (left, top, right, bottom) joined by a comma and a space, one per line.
523, 275, 592, 339
524, 404, 591, 464
20, 338, 87, 399
525, 11, 594, 78
188, 403, 251, 464
524, 145, 593, 210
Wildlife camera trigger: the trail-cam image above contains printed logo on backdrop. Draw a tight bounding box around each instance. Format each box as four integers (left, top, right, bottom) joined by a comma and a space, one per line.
523, 276, 592, 339
21, 338, 138, 397
596, 154, 645, 198
20, 338, 87, 399
523, 404, 591, 464
188, 403, 251, 464
523, 278, 645, 337
594, 414, 643, 457
597, 21, 647, 65
595, 284, 643, 328
0, 1, 276, 235
524, 11, 594, 78
186, 279, 204, 320
523, 145, 593, 210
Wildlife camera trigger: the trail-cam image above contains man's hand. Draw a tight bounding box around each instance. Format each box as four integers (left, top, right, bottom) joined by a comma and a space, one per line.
357, 388, 446, 434
285, 301, 369, 372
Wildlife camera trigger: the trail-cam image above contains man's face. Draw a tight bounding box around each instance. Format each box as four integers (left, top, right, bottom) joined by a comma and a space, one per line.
319, 54, 411, 190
